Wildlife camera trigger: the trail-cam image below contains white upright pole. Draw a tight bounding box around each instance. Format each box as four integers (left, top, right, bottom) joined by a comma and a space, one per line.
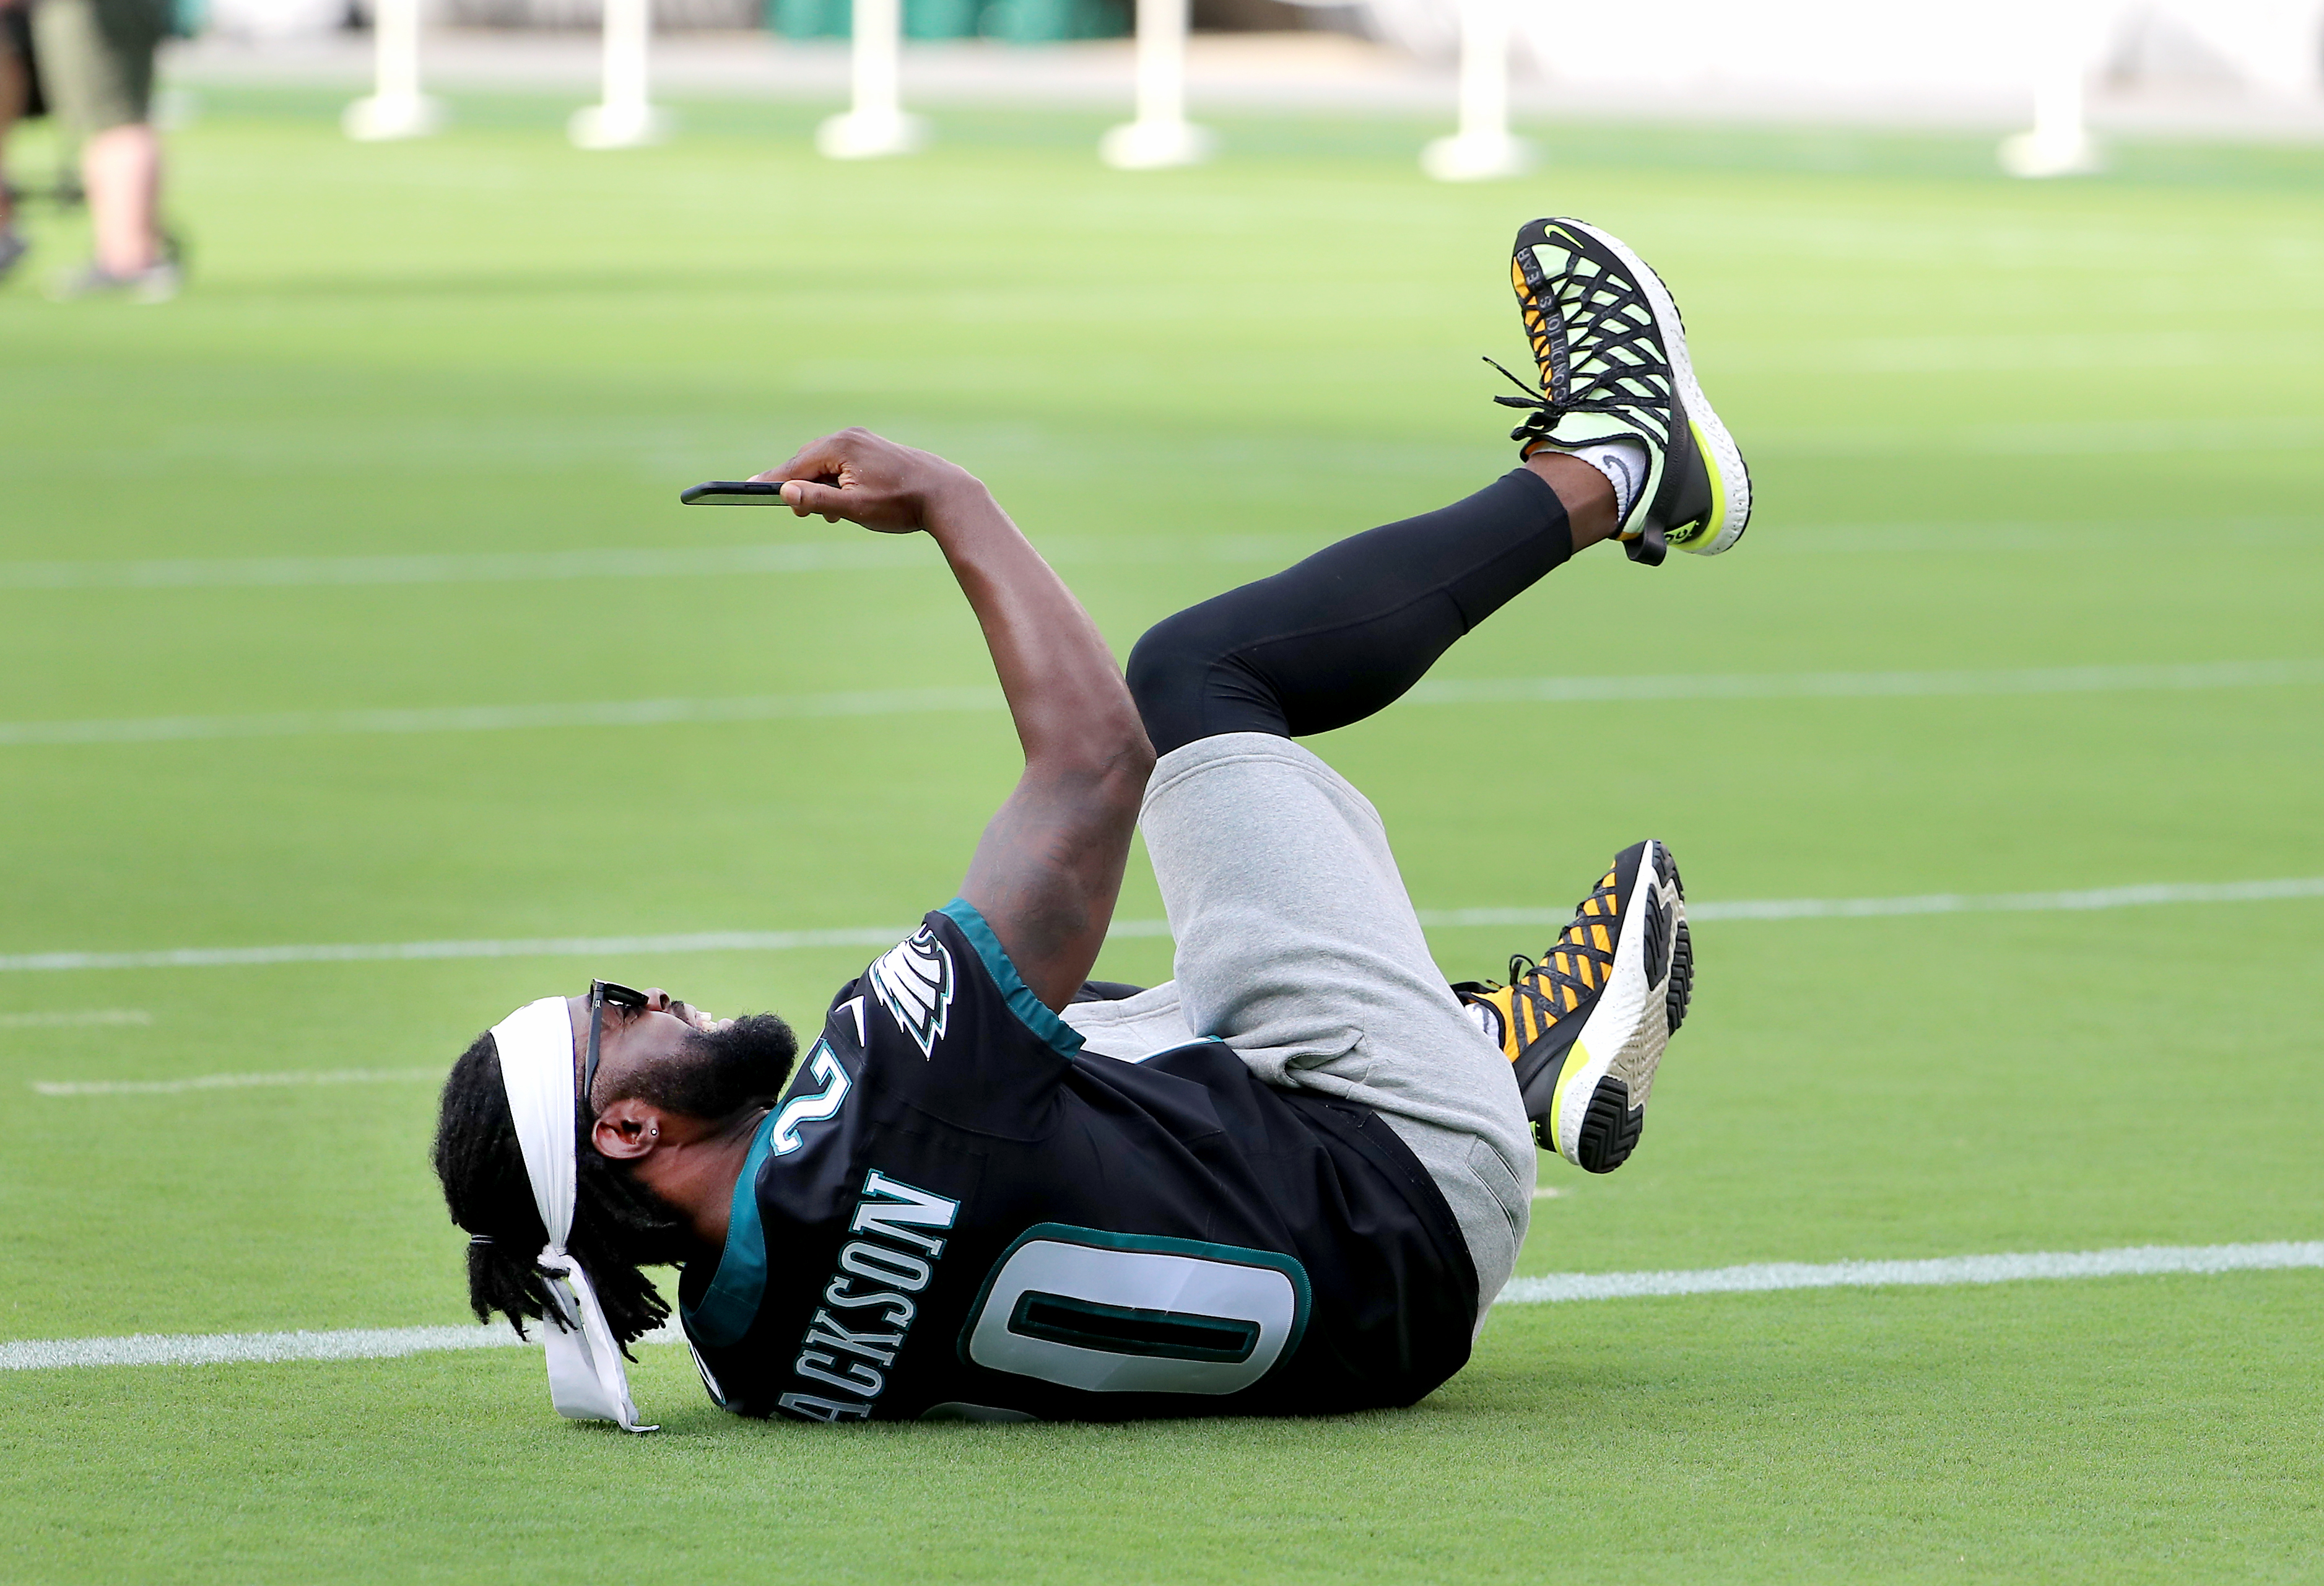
1099, 0, 1214, 170
2000, 54, 2101, 176
817, 0, 928, 159
570, 0, 669, 149
342, 0, 444, 142
1422, 0, 1530, 181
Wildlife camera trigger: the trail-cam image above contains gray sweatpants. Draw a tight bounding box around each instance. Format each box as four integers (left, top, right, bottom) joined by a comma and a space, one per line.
1059, 733, 1535, 1312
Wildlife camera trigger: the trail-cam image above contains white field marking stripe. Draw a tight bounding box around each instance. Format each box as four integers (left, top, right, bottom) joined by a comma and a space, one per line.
1756, 416, 2324, 459
1733, 333, 2324, 375
2, 877, 2318, 975
0, 1319, 684, 1372
0, 543, 923, 590
1420, 876, 2324, 930
1495, 1242, 2324, 1306
1404, 658, 2324, 706
0, 687, 1007, 746
0, 1009, 151, 1029
1752, 518, 2318, 556
2, 522, 2310, 590
0, 535, 1318, 593
9, 660, 2320, 749
0, 923, 935, 973
33, 1068, 440, 1097
8, 1245, 2317, 1370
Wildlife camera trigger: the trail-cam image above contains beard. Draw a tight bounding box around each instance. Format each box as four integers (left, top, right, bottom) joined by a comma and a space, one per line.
617, 1012, 799, 1122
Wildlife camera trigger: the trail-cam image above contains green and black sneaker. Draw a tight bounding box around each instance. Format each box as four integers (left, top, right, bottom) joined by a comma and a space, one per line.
1455, 840, 1692, 1172
1497, 218, 1751, 565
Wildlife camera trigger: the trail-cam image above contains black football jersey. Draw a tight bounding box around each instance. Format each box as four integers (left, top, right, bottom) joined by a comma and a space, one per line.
676, 899, 1479, 1423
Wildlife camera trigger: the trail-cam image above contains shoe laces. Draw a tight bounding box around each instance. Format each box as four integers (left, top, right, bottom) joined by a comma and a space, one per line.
1505, 865, 1623, 1034
1486, 255, 1673, 449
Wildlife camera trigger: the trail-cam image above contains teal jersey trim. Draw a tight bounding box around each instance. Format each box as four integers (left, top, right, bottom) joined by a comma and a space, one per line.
938, 897, 1085, 1060
682, 1109, 779, 1349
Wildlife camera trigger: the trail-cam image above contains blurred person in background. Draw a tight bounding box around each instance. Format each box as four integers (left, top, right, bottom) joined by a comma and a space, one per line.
32, 0, 175, 299
0, 0, 28, 277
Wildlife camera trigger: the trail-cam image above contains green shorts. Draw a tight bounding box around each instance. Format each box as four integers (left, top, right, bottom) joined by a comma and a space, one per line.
29, 0, 170, 136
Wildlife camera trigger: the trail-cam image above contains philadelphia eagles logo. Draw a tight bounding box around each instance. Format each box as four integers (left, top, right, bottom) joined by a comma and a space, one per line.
868, 927, 956, 1059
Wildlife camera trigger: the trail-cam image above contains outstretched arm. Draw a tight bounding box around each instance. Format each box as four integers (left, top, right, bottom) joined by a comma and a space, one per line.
756, 430, 1155, 1011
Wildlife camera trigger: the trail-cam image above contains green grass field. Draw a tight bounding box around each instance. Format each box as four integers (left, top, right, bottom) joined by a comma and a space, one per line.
3, 89, 2321, 1582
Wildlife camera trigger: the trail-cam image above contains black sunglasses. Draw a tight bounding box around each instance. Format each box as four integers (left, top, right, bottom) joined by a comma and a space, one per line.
581, 980, 651, 1113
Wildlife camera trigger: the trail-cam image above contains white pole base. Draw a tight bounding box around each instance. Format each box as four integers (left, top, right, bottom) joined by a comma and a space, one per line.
342, 94, 445, 142
1099, 118, 1215, 171
1421, 131, 1533, 183
1998, 128, 2102, 178
569, 102, 671, 150
816, 110, 929, 160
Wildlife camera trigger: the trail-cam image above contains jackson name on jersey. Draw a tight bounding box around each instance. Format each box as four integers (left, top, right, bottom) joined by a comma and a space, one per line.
677, 900, 1480, 1423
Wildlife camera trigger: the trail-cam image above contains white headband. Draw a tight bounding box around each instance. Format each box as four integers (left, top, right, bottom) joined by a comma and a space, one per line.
488, 995, 655, 1434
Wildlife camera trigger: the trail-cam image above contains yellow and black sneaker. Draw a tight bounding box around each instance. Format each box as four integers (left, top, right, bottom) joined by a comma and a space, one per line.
1495, 217, 1751, 565
1455, 840, 1692, 1172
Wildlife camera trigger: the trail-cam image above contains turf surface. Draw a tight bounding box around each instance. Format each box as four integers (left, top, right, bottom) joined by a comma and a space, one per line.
2, 89, 2320, 1582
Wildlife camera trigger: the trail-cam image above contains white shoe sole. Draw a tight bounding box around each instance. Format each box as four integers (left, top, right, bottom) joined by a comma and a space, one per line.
1564, 220, 1752, 556
1547, 840, 1692, 1172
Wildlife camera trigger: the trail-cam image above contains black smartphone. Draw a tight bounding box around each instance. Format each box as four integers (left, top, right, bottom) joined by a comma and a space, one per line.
680, 481, 788, 505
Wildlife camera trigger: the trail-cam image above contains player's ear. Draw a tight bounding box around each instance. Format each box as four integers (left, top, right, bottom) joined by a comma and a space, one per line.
591, 1098, 668, 1161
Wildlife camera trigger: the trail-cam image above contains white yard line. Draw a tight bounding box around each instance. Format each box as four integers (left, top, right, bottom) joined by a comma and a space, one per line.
1426, 875, 2324, 930
1495, 1242, 2324, 1305
1, 923, 936, 974
0, 523, 2304, 592
6, 1244, 2314, 1371
0, 688, 1008, 746
4, 660, 2317, 748
0, 543, 923, 590
0, 1009, 151, 1029
4, 877, 2318, 977
1759, 416, 2324, 459
0, 1320, 684, 1372
0, 536, 1315, 593
1402, 658, 2324, 706
32, 1068, 441, 1097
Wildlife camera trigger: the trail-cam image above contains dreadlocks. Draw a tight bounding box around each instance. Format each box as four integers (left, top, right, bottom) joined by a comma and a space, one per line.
432, 1004, 802, 1351
432, 1034, 682, 1353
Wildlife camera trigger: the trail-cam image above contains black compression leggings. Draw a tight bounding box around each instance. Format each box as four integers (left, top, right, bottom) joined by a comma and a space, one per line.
1126, 469, 1573, 756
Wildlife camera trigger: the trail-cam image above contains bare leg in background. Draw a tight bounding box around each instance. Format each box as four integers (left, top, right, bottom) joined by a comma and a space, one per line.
83, 120, 157, 274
